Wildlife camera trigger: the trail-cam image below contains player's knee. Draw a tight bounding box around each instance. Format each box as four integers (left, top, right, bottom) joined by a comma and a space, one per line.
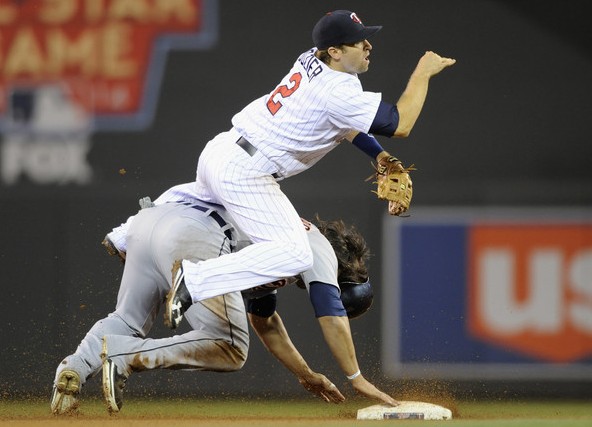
227, 344, 248, 371
235, 353, 247, 370
288, 241, 314, 274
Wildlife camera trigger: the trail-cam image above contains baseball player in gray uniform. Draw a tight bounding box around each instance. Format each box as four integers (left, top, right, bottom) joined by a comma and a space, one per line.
51, 184, 395, 414
163, 10, 455, 331
51, 190, 251, 415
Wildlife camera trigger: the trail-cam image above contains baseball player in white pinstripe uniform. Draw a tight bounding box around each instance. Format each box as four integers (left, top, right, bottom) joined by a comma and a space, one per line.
164, 10, 454, 339
51, 183, 395, 414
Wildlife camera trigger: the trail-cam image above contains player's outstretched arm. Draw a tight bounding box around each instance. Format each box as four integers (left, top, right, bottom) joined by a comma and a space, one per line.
248, 312, 345, 404
317, 315, 399, 406
394, 51, 456, 137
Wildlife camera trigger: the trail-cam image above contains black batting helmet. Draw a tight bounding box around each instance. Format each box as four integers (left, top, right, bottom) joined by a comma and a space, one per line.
339, 278, 373, 319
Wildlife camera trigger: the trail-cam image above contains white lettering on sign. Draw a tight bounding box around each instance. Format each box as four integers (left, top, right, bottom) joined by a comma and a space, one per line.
1, 137, 92, 184
569, 250, 592, 332
478, 248, 574, 334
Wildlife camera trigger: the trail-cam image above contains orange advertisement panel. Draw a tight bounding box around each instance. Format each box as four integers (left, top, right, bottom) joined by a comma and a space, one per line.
468, 224, 592, 363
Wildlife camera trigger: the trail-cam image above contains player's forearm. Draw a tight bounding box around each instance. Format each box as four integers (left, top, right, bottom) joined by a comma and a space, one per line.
395, 51, 456, 138
394, 70, 430, 137
249, 312, 314, 378
317, 316, 359, 378
317, 317, 399, 406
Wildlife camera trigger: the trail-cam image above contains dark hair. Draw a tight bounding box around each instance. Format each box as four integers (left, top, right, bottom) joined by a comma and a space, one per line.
312, 215, 369, 283
315, 43, 357, 65
316, 49, 332, 65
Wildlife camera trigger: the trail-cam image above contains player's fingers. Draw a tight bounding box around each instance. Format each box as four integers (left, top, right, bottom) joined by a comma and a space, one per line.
333, 392, 346, 403
442, 58, 456, 67
382, 395, 400, 406
324, 391, 342, 404
327, 384, 345, 403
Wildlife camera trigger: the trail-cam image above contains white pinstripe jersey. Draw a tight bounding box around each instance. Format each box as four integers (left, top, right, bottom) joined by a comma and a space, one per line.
232, 48, 382, 178
107, 184, 340, 292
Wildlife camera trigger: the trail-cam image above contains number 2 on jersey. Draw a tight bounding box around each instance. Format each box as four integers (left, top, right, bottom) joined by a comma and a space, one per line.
266, 72, 302, 115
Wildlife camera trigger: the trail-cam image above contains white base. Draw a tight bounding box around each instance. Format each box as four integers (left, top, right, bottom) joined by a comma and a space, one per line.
357, 401, 452, 421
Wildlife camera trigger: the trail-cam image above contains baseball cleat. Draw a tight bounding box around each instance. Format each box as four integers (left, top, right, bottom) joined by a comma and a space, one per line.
101, 337, 127, 413
50, 369, 81, 415
164, 260, 192, 329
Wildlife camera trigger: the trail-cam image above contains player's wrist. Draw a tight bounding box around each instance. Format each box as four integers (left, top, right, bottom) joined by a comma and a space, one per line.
296, 366, 315, 380
346, 369, 361, 381
352, 133, 385, 159
376, 151, 392, 163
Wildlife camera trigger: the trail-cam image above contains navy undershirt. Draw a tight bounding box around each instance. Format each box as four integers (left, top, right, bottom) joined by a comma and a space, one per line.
246, 282, 346, 318
370, 101, 399, 137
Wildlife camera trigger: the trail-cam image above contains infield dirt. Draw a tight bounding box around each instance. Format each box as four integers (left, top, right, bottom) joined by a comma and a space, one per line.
1, 398, 592, 427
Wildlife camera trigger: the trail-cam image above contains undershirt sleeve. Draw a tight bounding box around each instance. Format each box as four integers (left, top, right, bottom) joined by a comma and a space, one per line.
309, 282, 347, 317
369, 101, 399, 137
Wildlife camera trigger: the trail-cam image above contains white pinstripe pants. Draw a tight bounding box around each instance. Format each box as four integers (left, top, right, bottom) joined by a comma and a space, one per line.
182, 128, 313, 301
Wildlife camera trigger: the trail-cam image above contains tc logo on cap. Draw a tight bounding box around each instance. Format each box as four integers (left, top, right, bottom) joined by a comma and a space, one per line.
350, 12, 363, 24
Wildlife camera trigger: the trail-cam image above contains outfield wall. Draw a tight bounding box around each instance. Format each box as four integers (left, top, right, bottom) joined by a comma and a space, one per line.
0, 0, 591, 399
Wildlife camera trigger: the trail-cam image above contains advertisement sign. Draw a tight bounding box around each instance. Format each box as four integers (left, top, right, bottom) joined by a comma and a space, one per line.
0, 0, 218, 185
381, 208, 592, 380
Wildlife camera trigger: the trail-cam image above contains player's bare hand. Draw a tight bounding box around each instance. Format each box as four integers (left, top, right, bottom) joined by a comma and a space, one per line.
298, 373, 345, 404
417, 51, 456, 77
350, 375, 400, 406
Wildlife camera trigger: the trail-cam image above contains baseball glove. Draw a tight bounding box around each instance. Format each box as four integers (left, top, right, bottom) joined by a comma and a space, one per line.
102, 235, 126, 263
371, 156, 415, 216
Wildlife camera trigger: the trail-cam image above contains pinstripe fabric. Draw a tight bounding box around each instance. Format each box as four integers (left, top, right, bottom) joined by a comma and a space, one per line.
232, 48, 381, 178
182, 49, 381, 301
183, 129, 313, 301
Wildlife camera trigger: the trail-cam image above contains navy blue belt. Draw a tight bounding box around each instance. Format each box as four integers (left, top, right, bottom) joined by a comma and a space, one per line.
177, 201, 232, 242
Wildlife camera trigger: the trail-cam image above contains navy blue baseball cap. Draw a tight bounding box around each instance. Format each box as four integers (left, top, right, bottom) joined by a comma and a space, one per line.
312, 10, 382, 50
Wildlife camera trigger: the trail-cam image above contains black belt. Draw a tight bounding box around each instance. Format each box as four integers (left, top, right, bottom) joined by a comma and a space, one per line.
237, 137, 257, 156
177, 201, 233, 242
236, 137, 279, 179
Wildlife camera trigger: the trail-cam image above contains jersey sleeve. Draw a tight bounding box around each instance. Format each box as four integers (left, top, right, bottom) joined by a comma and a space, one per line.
326, 78, 382, 133
300, 225, 340, 292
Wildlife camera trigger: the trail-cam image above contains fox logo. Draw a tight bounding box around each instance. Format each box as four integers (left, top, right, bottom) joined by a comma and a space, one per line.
0, 0, 218, 185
